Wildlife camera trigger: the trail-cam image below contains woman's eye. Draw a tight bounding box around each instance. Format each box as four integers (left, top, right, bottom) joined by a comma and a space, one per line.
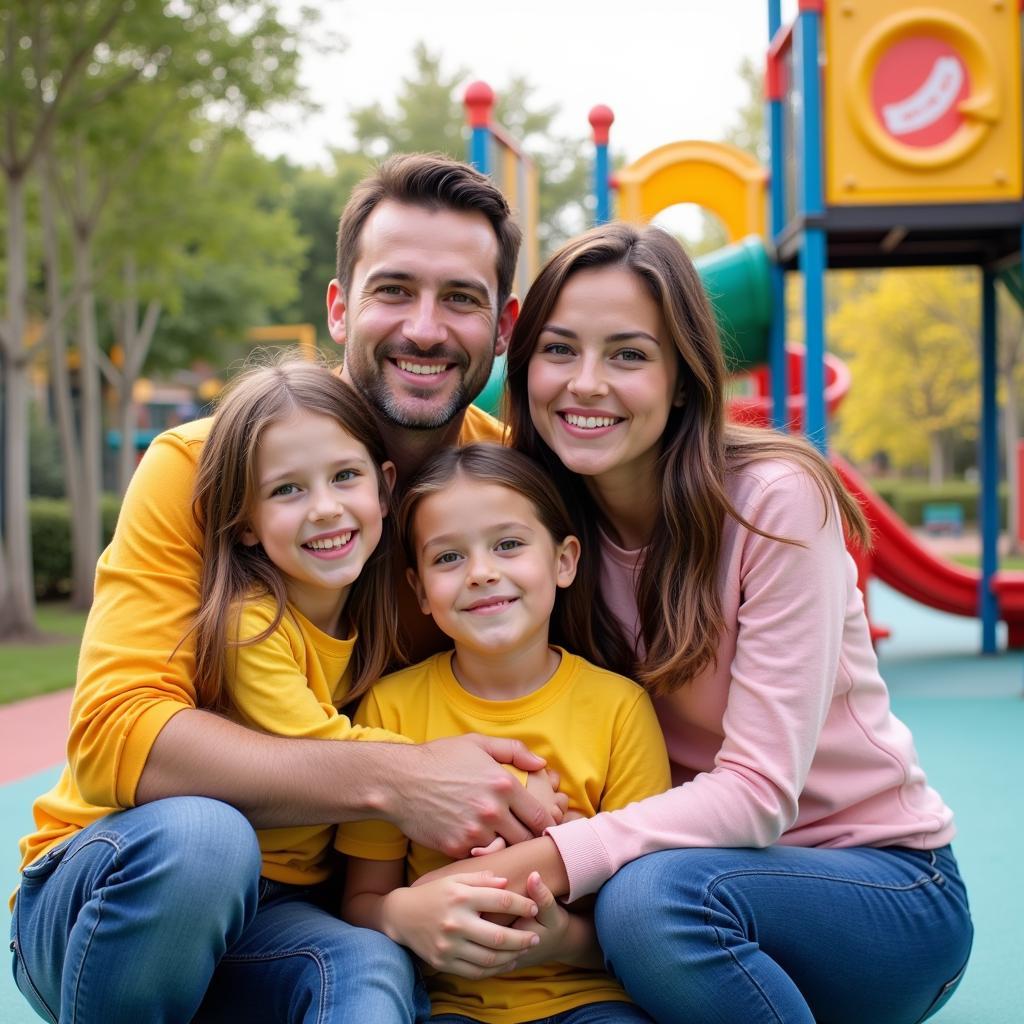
496, 539, 522, 552
615, 349, 647, 362
541, 342, 574, 357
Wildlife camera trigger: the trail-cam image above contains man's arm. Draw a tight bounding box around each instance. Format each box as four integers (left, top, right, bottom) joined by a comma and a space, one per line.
72, 423, 554, 855
138, 712, 554, 857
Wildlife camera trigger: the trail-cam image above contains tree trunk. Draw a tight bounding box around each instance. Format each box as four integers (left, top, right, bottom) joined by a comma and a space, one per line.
928, 431, 945, 487
70, 225, 103, 611
0, 172, 40, 639
41, 165, 93, 607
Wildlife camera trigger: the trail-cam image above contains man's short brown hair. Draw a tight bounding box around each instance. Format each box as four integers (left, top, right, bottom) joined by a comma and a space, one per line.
335, 153, 522, 312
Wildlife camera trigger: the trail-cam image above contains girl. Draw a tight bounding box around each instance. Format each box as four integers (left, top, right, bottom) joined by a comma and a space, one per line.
186, 358, 421, 1021
439, 223, 973, 1024
337, 443, 671, 1024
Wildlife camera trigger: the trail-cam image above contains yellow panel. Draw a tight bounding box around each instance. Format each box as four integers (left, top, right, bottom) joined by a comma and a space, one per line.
615, 141, 768, 240
824, 0, 1022, 205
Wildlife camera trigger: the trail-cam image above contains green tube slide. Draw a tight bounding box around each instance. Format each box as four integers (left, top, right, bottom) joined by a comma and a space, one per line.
474, 234, 773, 416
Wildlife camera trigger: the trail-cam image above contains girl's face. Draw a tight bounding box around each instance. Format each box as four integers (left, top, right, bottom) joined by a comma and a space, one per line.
407, 476, 579, 658
527, 266, 682, 490
242, 409, 394, 632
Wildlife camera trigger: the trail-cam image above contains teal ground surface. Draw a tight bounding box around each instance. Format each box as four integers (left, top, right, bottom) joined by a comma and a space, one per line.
2, 582, 1021, 1022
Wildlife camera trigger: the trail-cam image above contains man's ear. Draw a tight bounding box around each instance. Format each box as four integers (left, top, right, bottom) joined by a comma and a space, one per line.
555, 535, 581, 588
493, 294, 519, 358
406, 567, 431, 616
326, 279, 347, 347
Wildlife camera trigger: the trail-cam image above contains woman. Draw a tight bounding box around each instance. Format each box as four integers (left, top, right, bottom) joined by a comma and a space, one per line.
457, 223, 972, 1024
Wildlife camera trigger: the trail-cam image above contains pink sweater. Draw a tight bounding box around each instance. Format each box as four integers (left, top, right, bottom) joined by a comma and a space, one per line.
547, 459, 955, 901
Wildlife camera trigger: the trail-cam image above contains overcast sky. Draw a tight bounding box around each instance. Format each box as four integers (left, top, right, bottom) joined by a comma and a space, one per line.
256, 1, 790, 169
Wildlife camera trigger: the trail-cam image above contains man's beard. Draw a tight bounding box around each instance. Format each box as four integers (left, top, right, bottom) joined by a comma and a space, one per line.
349, 339, 497, 431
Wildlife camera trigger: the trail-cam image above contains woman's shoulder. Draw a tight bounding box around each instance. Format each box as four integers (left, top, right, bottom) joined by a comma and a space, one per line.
726, 455, 828, 505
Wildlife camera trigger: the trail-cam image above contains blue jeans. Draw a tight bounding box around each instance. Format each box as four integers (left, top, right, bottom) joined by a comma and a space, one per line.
9, 797, 421, 1023
594, 845, 973, 1024
431, 1001, 654, 1023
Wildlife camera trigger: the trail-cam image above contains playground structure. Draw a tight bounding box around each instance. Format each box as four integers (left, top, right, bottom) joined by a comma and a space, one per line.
467, 0, 1024, 652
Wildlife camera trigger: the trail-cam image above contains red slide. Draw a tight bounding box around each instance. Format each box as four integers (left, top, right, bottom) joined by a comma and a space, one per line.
730, 348, 1024, 646
832, 455, 1024, 646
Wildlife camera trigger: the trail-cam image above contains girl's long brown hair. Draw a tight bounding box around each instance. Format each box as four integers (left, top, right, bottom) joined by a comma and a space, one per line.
505, 223, 868, 696
397, 443, 598, 662
191, 357, 400, 711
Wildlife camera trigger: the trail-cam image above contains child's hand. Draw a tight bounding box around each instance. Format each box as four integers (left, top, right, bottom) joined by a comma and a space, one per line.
500, 871, 573, 970
381, 871, 540, 978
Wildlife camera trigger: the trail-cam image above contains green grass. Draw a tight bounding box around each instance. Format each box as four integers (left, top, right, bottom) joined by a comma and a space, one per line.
0, 602, 86, 706
951, 553, 1024, 570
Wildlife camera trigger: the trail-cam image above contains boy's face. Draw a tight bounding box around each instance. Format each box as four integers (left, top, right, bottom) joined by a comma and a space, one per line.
406, 476, 578, 661
328, 200, 518, 430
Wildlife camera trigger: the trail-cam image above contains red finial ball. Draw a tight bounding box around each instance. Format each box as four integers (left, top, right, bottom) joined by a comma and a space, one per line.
464, 81, 495, 128
588, 104, 614, 145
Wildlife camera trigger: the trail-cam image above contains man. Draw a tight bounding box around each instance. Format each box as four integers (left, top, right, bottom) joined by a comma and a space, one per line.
11, 155, 555, 1023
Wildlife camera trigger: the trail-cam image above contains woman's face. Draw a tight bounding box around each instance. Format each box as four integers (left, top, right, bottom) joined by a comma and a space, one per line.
527, 266, 681, 489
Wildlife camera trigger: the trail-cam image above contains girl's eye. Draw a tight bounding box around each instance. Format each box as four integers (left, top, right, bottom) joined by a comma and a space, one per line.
434, 551, 462, 565
496, 539, 522, 552
333, 469, 356, 483
271, 483, 298, 497
541, 342, 574, 357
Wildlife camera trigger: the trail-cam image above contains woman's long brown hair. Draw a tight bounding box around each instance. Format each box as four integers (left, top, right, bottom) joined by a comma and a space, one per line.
190, 358, 400, 712
505, 223, 868, 696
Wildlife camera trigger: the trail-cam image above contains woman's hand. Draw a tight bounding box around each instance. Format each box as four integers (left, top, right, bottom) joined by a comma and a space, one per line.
378, 871, 540, 978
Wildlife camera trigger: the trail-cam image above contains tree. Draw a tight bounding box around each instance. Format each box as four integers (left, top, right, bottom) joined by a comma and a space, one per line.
830, 269, 980, 483
347, 43, 590, 256
1, 0, 310, 630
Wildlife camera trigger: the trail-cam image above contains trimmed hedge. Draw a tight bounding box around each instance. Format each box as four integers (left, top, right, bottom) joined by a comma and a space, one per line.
30, 495, 122, 598
867, 479, 1008, 529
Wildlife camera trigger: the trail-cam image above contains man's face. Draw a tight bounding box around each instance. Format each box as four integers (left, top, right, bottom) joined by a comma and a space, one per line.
328, 200, 517, 430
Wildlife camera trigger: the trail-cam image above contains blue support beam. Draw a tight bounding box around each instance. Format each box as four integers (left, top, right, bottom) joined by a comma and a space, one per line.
795, 5, 827, 451
470, 125, 490, 174
980, 270, 1000, 653
767, 0, 788, 430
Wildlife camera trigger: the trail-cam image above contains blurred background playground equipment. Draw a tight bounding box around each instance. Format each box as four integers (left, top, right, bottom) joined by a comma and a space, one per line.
470, 0, 1024, 656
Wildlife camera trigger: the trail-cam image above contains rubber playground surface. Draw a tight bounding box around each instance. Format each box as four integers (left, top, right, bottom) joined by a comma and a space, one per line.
2, 582, 1022, 1023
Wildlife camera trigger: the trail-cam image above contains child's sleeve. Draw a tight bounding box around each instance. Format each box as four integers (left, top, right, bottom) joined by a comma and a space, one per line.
335, 689, 410, 861
227, 604, 408, 746
600, 689, 673, 812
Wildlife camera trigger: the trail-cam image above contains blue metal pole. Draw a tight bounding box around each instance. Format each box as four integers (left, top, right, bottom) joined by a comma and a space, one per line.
470, 125, 490, 174
980, 269, 1000, 653
594, 142, 610, 226
767, 0, 788, 429
796, 4, 827, 451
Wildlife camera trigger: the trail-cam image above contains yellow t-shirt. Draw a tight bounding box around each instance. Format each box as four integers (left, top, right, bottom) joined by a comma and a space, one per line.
17, 404, 503, 877
336, 649, 672, 1024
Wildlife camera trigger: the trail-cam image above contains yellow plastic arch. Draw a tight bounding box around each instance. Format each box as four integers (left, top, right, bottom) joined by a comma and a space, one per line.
615, 141, 768, 241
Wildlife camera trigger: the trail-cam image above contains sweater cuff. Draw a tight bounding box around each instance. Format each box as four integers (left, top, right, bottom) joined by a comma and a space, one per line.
116, 700, 190, 807
545, 816, 615, 902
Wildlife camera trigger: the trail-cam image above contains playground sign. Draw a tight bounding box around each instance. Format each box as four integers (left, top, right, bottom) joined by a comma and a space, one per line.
823, 0, 1021, 204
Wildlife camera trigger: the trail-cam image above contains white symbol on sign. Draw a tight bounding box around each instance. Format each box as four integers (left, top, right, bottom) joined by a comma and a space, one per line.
882, 56, 963, 136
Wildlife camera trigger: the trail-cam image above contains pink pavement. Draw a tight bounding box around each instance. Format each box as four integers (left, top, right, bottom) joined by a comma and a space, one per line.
0, 689, 72, 784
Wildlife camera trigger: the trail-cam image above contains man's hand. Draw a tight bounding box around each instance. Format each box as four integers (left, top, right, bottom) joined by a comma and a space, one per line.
388, 735, 555, 858
471, 770, 567, 856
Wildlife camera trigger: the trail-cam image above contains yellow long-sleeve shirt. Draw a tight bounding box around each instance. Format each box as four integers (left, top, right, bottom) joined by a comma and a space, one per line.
18, 406, 503, 877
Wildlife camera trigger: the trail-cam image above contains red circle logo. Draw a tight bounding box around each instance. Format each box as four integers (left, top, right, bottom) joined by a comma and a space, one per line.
871, 37, 970, 148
